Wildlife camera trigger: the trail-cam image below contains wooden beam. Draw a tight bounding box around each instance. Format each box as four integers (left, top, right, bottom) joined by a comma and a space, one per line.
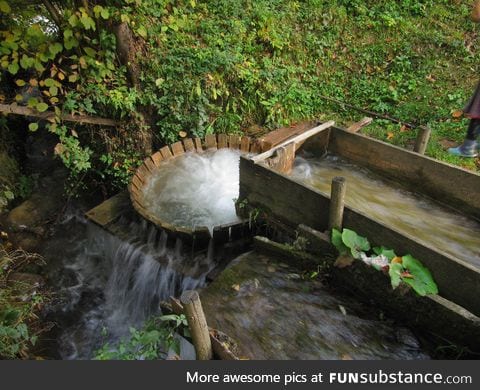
0, 103, 119, 127
252, 121, 335, 163
347, 117, 373, 133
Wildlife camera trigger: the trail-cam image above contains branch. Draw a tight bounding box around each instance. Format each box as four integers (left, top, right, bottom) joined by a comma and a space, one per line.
41, 0, 63, 28
0, 103, 120, 127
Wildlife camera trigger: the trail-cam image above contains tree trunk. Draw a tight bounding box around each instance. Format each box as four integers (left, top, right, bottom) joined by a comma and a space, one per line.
113, 22, 154, 155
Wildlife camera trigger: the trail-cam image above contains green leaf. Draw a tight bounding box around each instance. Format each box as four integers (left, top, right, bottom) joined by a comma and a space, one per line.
44, 78, 55, 87
100, 8, 110, 19
137, 26, 148, 39
28, 122, 39, 131
331, 228, 348, 255
83, 47, 96, 57
49, 42, 63, 56
341, 228, 370, 259
0, 1, 11, 13
64, 37, 79, 50
389, 262, 403, 289
49, 86, 58, 96
373, 246, 396, 261
68, 14, 79, 27
36, 102, 48, 112
401, 254, 438, 296
3, 190, 14, 200
7, 62, 19, 75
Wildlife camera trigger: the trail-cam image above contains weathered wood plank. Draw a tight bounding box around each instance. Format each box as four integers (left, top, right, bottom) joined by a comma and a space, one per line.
228, 135, 241, 149
144, 157, 156, 173
205, 134, 217, 150
0, 103, 119, 127
217, 134, 228, 149
194, 138, 203, 152
160, 145, 173, 160
268, 142, 295, 174
151, 151, 163, 166
252, 121, 335, 163
85, 192, 130, 227
171, 141, 185, 156
183, 138, 195, 152
240, 136, 251, 153
258, 121, 317, 152
347, 117, 373, 133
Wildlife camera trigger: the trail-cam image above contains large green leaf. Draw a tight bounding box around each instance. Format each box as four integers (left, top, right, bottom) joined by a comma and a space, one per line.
331, 228, 348, 255
401, 254, 438, 296
341, 228, 370, 259
373, 246, 396, 261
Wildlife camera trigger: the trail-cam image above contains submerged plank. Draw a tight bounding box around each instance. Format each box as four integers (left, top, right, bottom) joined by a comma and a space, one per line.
85, 192, 130, 227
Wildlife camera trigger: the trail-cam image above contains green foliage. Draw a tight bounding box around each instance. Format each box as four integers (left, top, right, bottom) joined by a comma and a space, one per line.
1, 0, 479, 195
99, 151, 141, 189
400, 254, 439, 296
0, 248, 48, 359
94, 314, 188, 360
331, 228, 438, 296
331, 228, 370, 259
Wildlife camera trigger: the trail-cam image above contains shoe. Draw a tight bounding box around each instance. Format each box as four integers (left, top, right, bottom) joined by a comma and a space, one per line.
448, 139, 478, 158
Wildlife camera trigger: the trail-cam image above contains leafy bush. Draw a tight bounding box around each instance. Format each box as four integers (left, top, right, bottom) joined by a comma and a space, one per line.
94, 314, 188, 360
0, 246, 49, 359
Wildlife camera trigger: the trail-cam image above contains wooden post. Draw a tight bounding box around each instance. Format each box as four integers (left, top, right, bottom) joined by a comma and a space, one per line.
180, 290, 212, 360
414, 126, 431, 155
328, 176, 347, 231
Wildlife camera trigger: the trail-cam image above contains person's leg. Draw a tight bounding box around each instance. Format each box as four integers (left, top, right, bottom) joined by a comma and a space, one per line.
448, 118, 480, 157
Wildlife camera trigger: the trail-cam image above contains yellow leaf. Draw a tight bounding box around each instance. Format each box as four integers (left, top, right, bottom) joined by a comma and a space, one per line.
179, 131, 187, 138
386, 132, 394, 140
15, 79, 26, 86
58, 72, 65, 80
391, 256, 403, 264
231, 284, 240, 291
452, 110, 463, 119
29, 78, 38, 87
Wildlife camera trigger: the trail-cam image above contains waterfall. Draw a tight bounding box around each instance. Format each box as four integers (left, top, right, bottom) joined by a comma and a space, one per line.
51, 215, 215, 359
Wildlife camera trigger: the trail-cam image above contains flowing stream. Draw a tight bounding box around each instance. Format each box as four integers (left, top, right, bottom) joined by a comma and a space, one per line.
291, 154, 480, 267
43, 213, 214, 359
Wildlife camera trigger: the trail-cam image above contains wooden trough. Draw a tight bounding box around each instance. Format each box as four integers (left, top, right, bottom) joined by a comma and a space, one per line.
128, 134, 260, 246
239, 123, 480, 317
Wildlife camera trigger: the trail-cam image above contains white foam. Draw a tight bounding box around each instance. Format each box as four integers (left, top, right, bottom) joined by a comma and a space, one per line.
142, 149, 243, 232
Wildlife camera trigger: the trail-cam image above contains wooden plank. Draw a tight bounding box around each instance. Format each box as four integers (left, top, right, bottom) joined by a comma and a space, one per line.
194, 138, 203, 152
268, 142, 295, 174
151, 151, 163, 166
205, 134, 217, 150
132, 175, 144, 189
252, 121, 335, 163
240, 136, 251, 153
250, 140, 262, 154
347, 117, 373, 133
328, 127, 480, 219
160, 145, 173, 160
0, 103, 119, 127
217, 134, 228, 149
171, 141, 185, 156
144, 157, 156, 173
258, 121, 317, 152
228, 135, 241, 149
183, 138, 195, 152
85, 192, 130, 227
